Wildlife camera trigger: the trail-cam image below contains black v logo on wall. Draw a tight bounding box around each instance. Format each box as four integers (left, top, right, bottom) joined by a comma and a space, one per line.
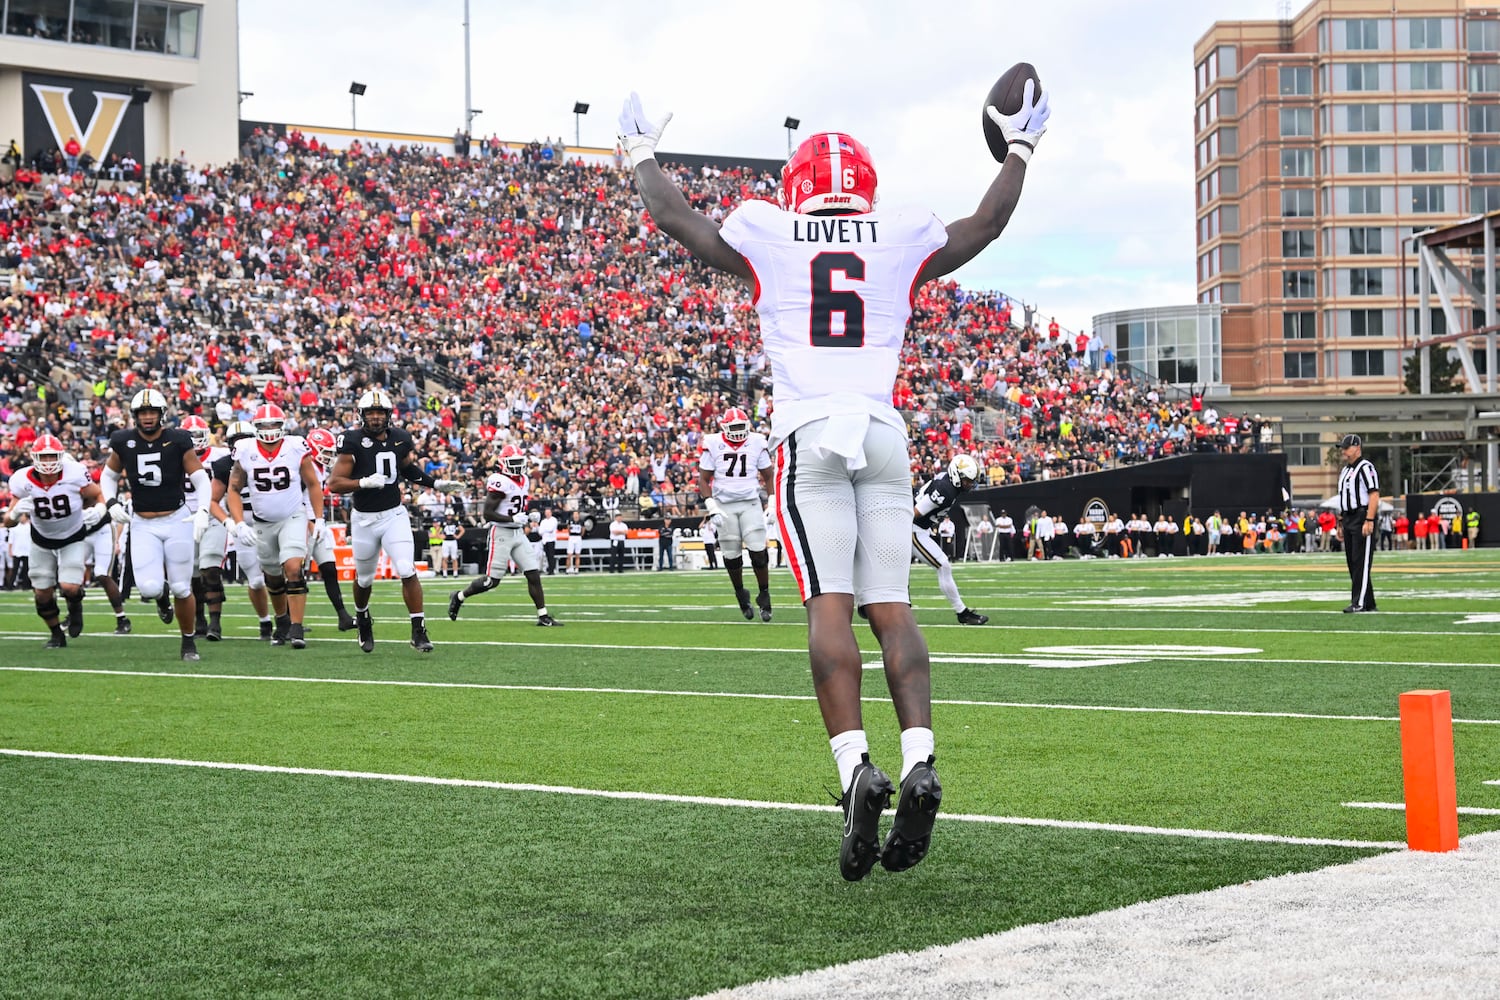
22, 72, 146, 162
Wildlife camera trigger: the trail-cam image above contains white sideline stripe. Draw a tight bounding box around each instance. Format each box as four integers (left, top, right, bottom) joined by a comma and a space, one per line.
9, 666, 1500, 725
0, 748, 1404, 850
1344, 801, 1500, 816
1487, 779, 1500, 786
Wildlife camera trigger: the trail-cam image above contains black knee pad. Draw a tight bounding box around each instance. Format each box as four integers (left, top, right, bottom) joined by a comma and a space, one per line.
266, 578, 287, 597
748, 550, 769, 569
285, 577, 309, 596
724, 555, 744, 570
35, 597, 60, 619
203, 567, 223, 590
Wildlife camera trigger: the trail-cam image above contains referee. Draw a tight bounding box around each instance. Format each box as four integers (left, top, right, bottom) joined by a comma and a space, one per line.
1336, 433, 1379, 613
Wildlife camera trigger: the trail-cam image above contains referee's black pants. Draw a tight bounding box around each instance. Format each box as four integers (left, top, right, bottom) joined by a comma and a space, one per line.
1342, 514, 1377, 611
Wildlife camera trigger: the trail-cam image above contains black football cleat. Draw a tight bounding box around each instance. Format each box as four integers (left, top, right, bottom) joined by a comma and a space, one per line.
447, 591, 463, 621
180, 636, 200, 662
258, 619, 274, 641
410, 622, 434, 653
880, 756, 942, 873
337, 610, 357, 632
356, 610, 375, 653
838, 754, 894, 882
956, 608, 990, 626
270, 617, 289, 647
114, 615, 132, 635
1342, 604, 1361, 614
45, 630, 66, 649
289, 623, 306, 650
536, 614, 563, 627
736, 588, 755, 621
156, 594, 174, 624
66, 602, 84, 638
194, 613, 208, 637
756, 590, 773, 623
205, 616, 222, 642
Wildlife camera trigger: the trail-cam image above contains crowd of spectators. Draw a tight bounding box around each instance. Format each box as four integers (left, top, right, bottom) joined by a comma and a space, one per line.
0, 127, 1264, 527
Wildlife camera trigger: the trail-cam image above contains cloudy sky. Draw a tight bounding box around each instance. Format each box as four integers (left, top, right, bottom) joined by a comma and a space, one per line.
239, 0, 1279, 329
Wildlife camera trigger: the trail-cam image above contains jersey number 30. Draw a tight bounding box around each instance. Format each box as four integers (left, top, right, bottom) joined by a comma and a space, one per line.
809, 252, 865, 348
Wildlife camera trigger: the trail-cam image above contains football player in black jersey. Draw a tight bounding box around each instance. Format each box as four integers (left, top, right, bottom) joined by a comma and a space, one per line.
912, 454, 988, 626
100, 389, 212, 661
326, 389, 464, 653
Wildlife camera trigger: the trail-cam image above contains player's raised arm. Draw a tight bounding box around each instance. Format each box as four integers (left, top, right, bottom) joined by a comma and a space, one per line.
917, 77, 1051, 286
619, 92, 753, 281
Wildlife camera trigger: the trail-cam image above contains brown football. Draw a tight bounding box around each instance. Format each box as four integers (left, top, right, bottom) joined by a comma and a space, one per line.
982, 62, 1043, 162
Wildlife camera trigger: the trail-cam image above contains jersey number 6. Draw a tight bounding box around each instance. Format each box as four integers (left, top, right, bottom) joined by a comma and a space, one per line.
809, 252, 865, 348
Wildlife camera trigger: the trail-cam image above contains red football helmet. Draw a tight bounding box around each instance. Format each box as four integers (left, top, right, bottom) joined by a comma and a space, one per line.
499, 444, 527, 477
780, 132, 878, 215
720, 407, 751, 444
181, 414, 210, 450
30, 434, 64, 476
306, 427, 338, 467
252, 403, 286, 444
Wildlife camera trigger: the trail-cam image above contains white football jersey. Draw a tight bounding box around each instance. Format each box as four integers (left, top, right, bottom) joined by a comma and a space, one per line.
303, 460, 330, 517
9, 459, 90, 542
485, 472, 529, 523
719, 198, 947, 439
699, 432, 772, 502
233, 436, 309, 522
184, 446, 227, 513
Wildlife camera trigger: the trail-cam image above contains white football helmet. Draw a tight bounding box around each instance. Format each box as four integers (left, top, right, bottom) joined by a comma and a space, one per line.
948, 454, 980, 487
181, 414, 210, 450
224, 420, 255, 446
30, 434, 65, 476
252, 403, 286, 444
130, 388, 168, 431
719, 407, 750, 444
359, 388, 394, 434
499, 444, 527, 477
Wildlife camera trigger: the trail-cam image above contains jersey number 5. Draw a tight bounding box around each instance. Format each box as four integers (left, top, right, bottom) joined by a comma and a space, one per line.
809, 252, 865, 348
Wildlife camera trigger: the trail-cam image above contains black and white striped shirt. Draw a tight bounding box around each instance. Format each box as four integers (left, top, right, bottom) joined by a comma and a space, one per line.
1338, 458, 1379, 515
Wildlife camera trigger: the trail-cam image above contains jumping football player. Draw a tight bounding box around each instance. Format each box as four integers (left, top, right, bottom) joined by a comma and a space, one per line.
699, 407, 775, 621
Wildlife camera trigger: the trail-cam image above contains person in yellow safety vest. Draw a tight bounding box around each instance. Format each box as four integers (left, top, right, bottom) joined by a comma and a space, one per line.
1468, 509, 1481, 549
428, 520, 444, 572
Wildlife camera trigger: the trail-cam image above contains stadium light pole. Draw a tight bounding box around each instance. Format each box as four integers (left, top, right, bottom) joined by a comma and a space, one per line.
349, 81, 367, 130
573, 101, 590, 148
783, 116, 800, 158
463, 0, 474, 139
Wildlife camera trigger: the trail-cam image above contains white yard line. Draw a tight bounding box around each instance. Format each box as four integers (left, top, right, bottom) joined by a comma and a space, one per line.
7, 665, 1500, 725
1343, 801, 1500, 816
0, 748, 1404, 851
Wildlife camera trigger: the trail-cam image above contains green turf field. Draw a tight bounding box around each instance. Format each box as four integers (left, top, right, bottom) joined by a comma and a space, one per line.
3, 550, 1499, 998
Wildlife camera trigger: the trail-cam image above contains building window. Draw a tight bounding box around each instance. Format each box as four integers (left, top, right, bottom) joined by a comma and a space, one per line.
1349, 226, 1383, 254
1411, 184, 1445, 212
1218, 127, 1239, 156
1469, 105, 1500, 132
1280, 107, 1313, 137
1348, 185, 1382, 213
1283, 311, 1317, 339
1284, 270, 1316, 298
1350, 267, 1384, 295
1284, 352, 1318, 379
1283, 432, 1323, 465
1346, 63, 1380, 91
1471, 64, 1500, 92
1351, 349, 1387, 376
1411, 144, 1445, 171
1346, 19, 1380, 50
1281, 148, 1314, 176
1476, 185, 1500, 212
1281, 65, 1313, 95
1, 0, 201, 56
1410, 103, 1445, 130
1470, 20, 1500, 53
1220, 244, 1240, 271
1282, 230, 1315, 258
1348, 104, 1382, 131
1346, 144, 1382, 172
1411, 62, 1445, 89
1282, 189, 1316, 217
1351, 309, 1385, 336
1474, 146, 1500, 173
1409, 17, 1444, 50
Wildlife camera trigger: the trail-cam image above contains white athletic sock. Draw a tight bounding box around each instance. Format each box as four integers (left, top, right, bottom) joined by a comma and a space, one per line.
537, 606, 547, 617
900, 727, 935, 782
830, 729, 869, 793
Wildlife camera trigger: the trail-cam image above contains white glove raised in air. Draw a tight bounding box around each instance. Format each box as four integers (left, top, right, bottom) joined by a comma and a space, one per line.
192, 507, 211, 543
986, 79, 1051, 164
618, 91, 673, 169
358, 473, 389, 490
434, 479, 465, 495
83, 502, 108, 529
236, 521, 259, 548
108, 499, 131, 524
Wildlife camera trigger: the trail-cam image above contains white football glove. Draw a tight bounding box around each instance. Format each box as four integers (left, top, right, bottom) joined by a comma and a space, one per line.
434, 479, 465, 495
358, 473, 389, 490
9, 496, 33, 519
108, 499, 131, 524
986, 78, 1051, 164
703, 496, 726, 527
83, 502, 108, 529
311, 517, 329, 545
236, 521, 259, 548
618, 91, 672, 169
192, 507, 211, 543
